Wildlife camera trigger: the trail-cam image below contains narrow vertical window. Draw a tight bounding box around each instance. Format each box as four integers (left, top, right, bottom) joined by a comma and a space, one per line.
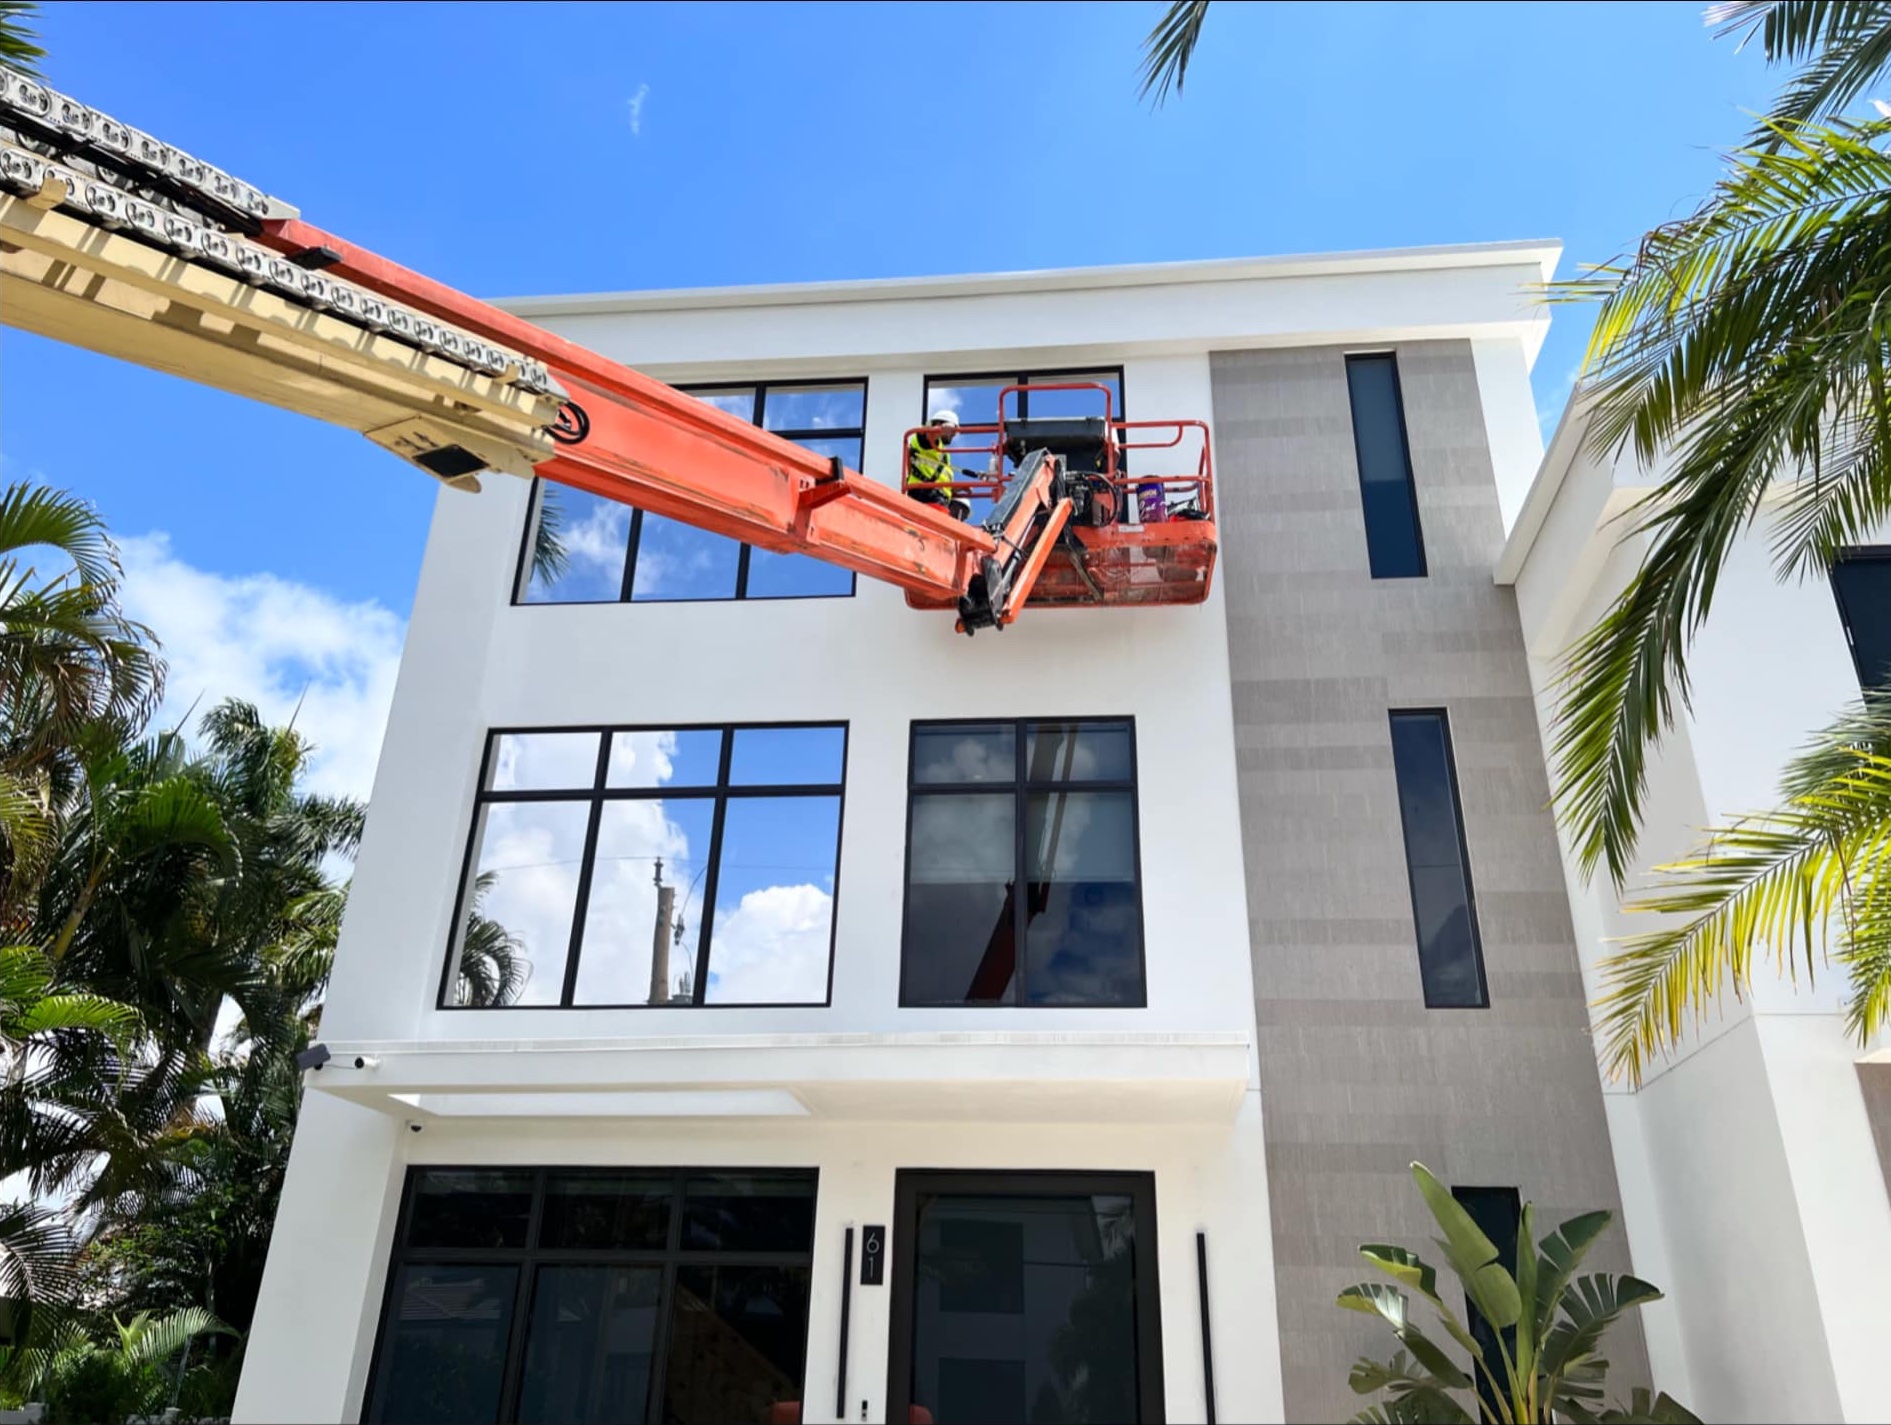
1346, 353, 1427, 578
1388, 710, 1486, 1008
1831, 547, 1891, 690
1451, 1185, 1522, 1419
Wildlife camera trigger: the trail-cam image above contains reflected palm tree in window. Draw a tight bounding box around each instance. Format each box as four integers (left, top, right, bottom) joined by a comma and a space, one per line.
530, 485, 570, 587
455, 871, 528, 1007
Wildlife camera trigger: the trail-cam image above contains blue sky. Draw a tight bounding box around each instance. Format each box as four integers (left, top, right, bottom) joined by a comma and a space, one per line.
0, 0, 1781, 794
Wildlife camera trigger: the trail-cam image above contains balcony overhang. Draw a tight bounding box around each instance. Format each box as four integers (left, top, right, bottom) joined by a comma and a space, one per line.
308, 1030, 1253, 1125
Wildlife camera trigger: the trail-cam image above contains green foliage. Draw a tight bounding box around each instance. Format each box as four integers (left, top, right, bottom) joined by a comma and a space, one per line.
1597, 695, 1891, 1082
0, 2, 43, 78
1338, 1165, 1692, 1425
1543, 2, 1891, 1070
530, 482, 570, 587
1137, 0, 1213, 105
30, 1309, 230, 1425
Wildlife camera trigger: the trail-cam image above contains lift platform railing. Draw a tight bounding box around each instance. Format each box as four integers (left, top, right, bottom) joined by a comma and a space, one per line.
900, 382, 1214, 526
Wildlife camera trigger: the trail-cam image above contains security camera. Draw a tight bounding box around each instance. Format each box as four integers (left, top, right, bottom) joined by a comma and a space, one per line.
353, 1054, 380, 1070
293, 1043, 331, 1073
406, 1120, 425, 1134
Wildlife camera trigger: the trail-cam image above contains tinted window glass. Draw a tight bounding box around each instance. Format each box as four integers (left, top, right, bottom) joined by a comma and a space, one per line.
905, 1188, 1145, 1425
1023, 790, 1143, 1006
369, 1170, 818, 1425
539, 1174, 673, 1251
664, 1265, 812, 1425
1833, 549, 1891, 689
629, 516, 742, 602
370, 1264, 518, 1425
763, 383, 865, 431
451, 725, 845, 1009
913, 723, 1016, 784
903, 793, 1019, 1005
682, 1173, 817, 1253
517, 1266, 660, 1425
1346, 354, 1427, 579
1389, 711, 1487, 1008
407, 1171, 535, 1250
903, 720, 1144, 1008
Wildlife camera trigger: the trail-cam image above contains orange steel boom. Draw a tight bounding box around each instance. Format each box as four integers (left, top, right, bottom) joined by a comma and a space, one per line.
256, 218, 1001, 606
0, 74, 1216, 632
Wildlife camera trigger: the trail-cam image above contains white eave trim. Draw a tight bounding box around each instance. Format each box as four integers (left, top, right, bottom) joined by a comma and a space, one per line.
1496, 386, 1596, 585
492, 240, 1563, 318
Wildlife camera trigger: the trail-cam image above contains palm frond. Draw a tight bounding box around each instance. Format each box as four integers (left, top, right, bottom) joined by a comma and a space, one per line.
1137, 0, 1213, 106
1549, 119, 1891, 883
0, 3, 42, 77
1712, 2, 1891, 138
1597, 702, 1891, 1083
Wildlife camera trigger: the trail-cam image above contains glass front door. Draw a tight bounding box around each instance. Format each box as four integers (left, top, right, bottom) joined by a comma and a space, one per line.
887, 1172, 1164, 1424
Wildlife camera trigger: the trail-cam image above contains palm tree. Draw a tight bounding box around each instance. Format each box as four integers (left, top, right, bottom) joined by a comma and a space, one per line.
0, 484, 163, 929
1546, 2, 1891, 1074
1136, 1, 1214, 105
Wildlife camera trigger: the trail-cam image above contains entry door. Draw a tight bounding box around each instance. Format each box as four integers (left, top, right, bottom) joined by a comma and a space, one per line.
887, 1172, 1164, 1424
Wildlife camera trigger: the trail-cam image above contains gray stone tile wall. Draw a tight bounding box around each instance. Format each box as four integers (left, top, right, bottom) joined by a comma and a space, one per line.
1210, 342, 1646, 1420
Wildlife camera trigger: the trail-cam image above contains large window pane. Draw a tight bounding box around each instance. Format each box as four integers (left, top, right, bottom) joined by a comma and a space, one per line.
522, 485, 632, 605
1024, 722, 1132, 783
903, 794, 1018, 1005
683, 1172, 818, 1252
517, 1266, 661, 1425
1020, 373, 1120, 420
913, 724, 1016, 784
664, 1264, 812, 1425
489, 731, 600, 792
407, 1171, 534, 1250
370, 1264, 517, 1425
1389, 711, 1486, 1008
453, 801, 590, 1007
572, 798, 715, 1006
1346, 354, 1427, 579
729, 726, 846, 786
451, 724, 845, 1009
908, 1191, 1142, 1425
539, 1174, 673, 1251
629, 515, 742, 601
764, 383, 866, 431
704, 796, 839, 1005
1022, 791, 1142, 1006
606, 729, 725, 790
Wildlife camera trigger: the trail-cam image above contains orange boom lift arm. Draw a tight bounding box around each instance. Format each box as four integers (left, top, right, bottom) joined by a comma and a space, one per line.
0, 75, 1214, 632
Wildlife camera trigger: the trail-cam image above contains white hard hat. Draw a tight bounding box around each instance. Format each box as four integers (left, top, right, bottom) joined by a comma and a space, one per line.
930, 409, 961, 427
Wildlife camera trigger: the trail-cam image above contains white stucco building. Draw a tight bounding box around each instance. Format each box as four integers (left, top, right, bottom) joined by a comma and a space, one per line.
234, 243, 1891, 1425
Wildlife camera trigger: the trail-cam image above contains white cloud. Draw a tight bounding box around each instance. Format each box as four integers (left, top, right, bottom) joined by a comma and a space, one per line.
704, 883, 833, 1004
118, 533, 405, 802
627, 83, 650, 137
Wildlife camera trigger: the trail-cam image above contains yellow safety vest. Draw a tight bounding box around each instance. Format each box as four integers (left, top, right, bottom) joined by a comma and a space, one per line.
907, 431, 956, 495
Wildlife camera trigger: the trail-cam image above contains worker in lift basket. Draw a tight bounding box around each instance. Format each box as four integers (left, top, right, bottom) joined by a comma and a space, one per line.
907, 409, 972, 522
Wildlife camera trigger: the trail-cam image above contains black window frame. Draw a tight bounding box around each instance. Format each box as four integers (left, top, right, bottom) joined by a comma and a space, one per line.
1345, 351, 1429, 580
512, 377, 868, 605
886, 1168, 1167, 1425
1831, 545, 1891, 690
898, 717, 1148, 1009
439, 721, 848, 1010
1387, 708, 1489, 1010
921, 364, 1128, 423
362, 1165, 820, 1425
